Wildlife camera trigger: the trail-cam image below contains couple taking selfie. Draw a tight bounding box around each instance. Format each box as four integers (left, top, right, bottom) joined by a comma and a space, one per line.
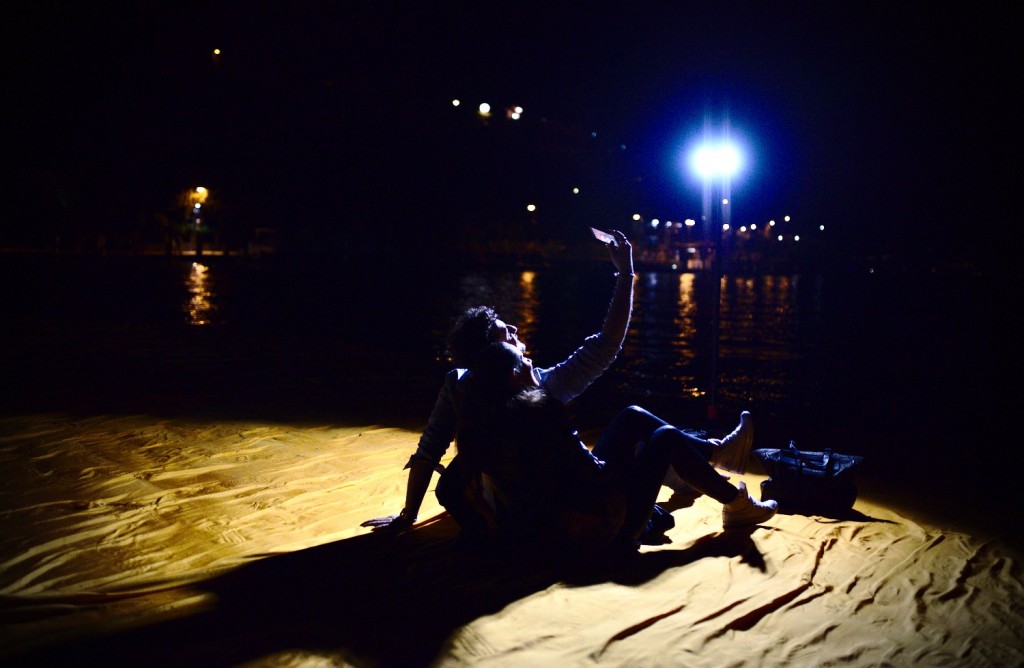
363, 228, 777, 560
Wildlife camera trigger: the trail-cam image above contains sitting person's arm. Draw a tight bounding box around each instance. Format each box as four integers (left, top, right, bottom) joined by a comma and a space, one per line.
542, 232, 634, 403
361, 369, 462, 530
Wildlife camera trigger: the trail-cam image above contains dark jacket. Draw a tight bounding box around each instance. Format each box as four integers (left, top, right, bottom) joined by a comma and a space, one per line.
462, 389, 626, 553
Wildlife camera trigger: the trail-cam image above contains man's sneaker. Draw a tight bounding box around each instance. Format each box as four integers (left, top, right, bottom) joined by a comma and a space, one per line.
709, 411, 753, 474
723, 481, 778, 528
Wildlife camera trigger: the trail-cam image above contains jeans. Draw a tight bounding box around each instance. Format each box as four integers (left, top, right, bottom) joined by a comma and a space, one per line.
592, 406, 739, 542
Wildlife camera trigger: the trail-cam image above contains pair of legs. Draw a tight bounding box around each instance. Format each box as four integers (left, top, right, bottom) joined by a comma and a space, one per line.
592, 405, 741, 543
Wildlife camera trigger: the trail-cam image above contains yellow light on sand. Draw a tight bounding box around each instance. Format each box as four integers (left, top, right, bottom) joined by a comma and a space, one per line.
526, 204, 536, 212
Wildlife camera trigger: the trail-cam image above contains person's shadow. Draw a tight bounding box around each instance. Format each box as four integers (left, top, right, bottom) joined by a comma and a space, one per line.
5, 514, 766, 667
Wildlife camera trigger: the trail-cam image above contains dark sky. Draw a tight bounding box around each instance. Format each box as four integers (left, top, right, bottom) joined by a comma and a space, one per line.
6, 2, 1018, 266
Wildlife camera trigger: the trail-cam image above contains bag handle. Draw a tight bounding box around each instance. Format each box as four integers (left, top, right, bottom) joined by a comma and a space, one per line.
783, 442, 834, 472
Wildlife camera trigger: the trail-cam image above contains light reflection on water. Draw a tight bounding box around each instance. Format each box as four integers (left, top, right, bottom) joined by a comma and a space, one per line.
185, 262, 216, 325
516, 270, 539, 345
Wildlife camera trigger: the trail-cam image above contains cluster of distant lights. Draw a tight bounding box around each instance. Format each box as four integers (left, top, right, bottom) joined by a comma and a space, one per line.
452, 99, 525, 121
450, 98, 826, 242
630, 213, 823, 242
208, 61, 819, 244
198, 60, 828, 255
198, 72, 821, 243
450, 100, 613, 220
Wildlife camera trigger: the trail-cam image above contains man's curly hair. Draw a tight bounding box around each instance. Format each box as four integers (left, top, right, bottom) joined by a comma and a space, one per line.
446, 305, 500, 369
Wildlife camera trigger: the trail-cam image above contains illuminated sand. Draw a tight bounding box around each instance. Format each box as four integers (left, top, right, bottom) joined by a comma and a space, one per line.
1, 413, 1021, 666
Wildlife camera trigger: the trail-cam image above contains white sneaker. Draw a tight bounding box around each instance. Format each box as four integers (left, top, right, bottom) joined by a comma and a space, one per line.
709, 411, 753, 474
723, 481, 778, 528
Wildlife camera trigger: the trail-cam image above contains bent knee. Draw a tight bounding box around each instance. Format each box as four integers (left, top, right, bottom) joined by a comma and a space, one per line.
620, 405, 653, 419
650, 424, 681, 443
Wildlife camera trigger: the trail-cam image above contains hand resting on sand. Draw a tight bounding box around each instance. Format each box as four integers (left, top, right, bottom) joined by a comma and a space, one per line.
360, 513, 415, 532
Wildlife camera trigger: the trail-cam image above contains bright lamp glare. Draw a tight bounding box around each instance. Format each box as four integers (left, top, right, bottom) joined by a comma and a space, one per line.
692, 143, 741, 179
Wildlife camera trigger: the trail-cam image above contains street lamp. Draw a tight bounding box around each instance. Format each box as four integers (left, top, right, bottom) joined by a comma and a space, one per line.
689, 130, 742, 421
187, 187, 209, 256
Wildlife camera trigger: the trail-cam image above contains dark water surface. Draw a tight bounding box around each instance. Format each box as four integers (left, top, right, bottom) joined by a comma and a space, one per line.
1, 253, 1015, 540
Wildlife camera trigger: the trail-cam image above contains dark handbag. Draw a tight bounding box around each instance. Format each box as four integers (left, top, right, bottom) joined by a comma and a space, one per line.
753, 442, 864, 516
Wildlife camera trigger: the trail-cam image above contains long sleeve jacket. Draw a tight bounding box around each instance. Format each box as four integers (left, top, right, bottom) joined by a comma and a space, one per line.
407, 331, 622, 470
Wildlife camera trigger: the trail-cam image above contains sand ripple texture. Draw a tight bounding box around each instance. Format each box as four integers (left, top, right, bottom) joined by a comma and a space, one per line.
0, 414, 447, 632
1, 413, 1022, 667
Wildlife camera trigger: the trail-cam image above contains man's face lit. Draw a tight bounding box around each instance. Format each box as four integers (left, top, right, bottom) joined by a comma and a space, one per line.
490, 319, 526, 353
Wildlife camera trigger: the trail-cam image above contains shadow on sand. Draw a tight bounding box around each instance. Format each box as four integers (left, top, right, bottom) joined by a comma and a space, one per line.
5, 513, 776, 667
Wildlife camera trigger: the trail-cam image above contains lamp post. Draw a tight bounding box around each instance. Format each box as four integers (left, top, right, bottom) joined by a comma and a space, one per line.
187, 187, 208, 256
690, 132, 741, 421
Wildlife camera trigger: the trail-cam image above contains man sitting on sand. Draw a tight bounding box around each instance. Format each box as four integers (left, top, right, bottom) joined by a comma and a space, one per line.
361, 229, 755, 540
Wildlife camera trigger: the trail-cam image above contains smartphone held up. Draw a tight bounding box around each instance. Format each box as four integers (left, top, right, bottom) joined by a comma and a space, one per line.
590, 227, 615, 244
